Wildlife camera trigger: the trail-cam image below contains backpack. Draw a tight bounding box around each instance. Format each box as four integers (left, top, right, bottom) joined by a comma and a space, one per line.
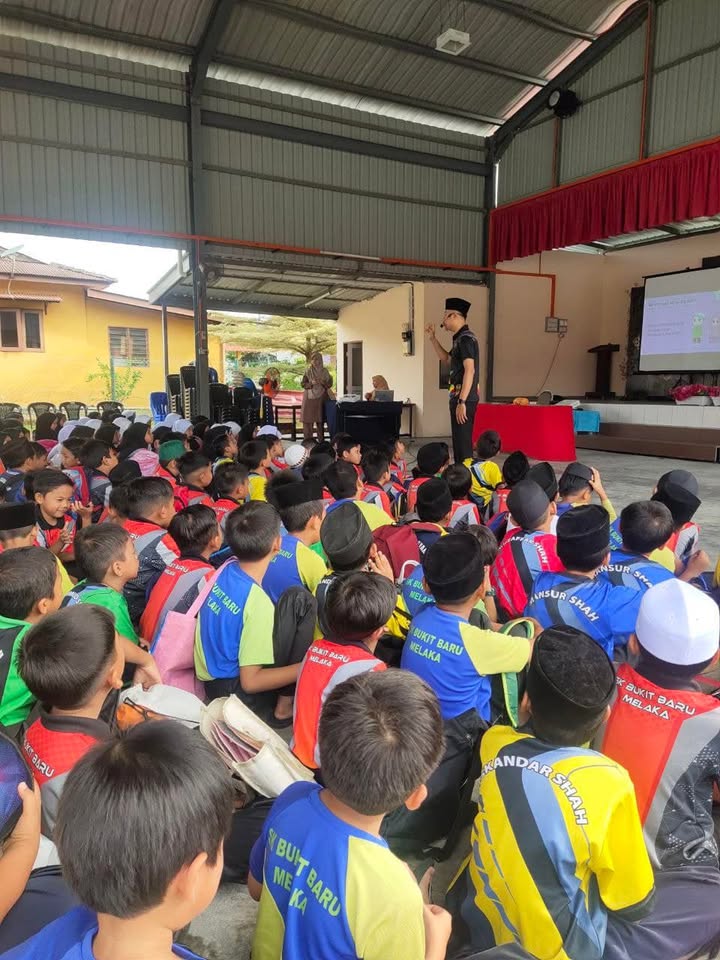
372, 522, 442, 583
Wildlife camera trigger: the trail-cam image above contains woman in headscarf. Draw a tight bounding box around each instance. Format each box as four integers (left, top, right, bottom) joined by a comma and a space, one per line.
34, 412, 60, 442
117, 421, 152, 461
301, 352, 333, 442
95, 422, 120, 448
365, 374, 390, 401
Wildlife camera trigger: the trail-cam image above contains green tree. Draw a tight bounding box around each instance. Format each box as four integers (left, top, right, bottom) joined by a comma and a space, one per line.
210, 315, 336, 365
86, 359, 143, 404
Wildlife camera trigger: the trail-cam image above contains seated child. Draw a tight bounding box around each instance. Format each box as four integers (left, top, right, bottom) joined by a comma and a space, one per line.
258, 429, 285, 473
60, 437, 91, 503
174, 452, 215, 511
156, 439, 185, 488
239, 440, 272, 501
140, 504, 221, 643
120, 477, 179, 627
7, 721, 234, 960
445, 463, 481, 530
651, 473, 702, 572
406, 442, 450, 513
292, 572, 395, 769
0, 501, 74, 594
204, 424, 238, 469
413, 477, 453, 552
491, 479, 561, 619
505, 460, 558, 536
360, 449, 394, 517
603, 500, 707, 591
78, 439, 118, 523
263, 474, 327, 603
0, 547, 63, 730
0, 439, 39, 502
464, 429, 502, 514
557, 461, 616, 520
324, 461, 392, 532
18, 606, 123, 835
213, 461, 249, 531
249, 670, 450, 960
335, 433, 363, 475
486, 450, 529, 531
30, 469, 92, 561
101, 461, 141, 524
27, 442, 49, 471
194, 501, 303, 723
402, 533, 532, 723
525, 504, 642, 659
447, 626, 655, 958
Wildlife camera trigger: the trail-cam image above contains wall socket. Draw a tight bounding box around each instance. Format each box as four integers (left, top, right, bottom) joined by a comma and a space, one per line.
545, 316, 568, 333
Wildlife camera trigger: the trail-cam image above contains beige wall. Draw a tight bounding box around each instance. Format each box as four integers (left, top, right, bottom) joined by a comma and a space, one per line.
337, 281, 487, 438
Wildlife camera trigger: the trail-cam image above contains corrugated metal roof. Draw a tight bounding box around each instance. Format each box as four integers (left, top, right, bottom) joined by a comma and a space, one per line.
0, 245, 113, 283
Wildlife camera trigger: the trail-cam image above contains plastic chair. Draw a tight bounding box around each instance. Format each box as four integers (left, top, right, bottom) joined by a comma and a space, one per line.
0, 403, 23, 420
59, 401, 88, 420
97, 401, 124, 420
27, 402, 57, 425
149, 392, 169, 421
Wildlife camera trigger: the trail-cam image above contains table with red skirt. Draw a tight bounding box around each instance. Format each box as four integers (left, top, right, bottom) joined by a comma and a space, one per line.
472, 403, 576, 462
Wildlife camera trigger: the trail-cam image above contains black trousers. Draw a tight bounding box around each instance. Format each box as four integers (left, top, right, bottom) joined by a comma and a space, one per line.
450, 399, 478, 463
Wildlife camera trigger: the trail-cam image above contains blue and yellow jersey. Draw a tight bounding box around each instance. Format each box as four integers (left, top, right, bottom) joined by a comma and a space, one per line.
248, 471, 268, 501
602, 549, 674, 593
194, 561, 274, 680
263, 534, 328, 604
455, 725, 655, 960
250, 782, 425, 960
525, 571, 641, 658
401, 604, 530, 721
463, 457, 502, 508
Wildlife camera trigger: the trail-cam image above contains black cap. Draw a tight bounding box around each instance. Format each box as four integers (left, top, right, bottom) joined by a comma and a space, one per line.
652, 481, 701, 527
417, 477, 453, 522
502, 450, 530, 486
0, 502, 36, 531
560, 461, 594, 486
272, 478, 324, 509
527, 461, 558, 501
557, 503, 609, 562
445, 297, 471, 318
658, 470, 699, 498
416, 442, 449, 477
527, 626, 616, 730
507, 479, 550, 531
320, 502, 373, 570
424, 533, 485, 604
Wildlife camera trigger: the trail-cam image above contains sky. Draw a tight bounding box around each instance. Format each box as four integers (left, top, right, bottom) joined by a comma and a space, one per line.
0, 232, 178, 300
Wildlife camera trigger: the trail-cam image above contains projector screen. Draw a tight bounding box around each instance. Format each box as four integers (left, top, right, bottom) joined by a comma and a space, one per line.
640, 267, 720, 372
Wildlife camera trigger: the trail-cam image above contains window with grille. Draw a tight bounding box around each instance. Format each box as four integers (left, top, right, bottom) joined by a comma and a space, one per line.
109, 327, 149, 367
0, 310, 44, 351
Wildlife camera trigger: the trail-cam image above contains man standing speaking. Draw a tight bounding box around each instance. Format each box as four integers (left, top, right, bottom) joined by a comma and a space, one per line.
426, 297, 479, 462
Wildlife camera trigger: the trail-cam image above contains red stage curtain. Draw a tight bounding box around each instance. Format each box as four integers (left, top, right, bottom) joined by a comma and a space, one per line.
490, 138, 720, 264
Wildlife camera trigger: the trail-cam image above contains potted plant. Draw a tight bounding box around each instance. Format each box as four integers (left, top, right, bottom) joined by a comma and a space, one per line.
670, 384, 713, 406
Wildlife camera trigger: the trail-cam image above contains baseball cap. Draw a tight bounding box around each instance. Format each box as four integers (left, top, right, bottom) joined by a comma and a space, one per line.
636, 579, 719, 667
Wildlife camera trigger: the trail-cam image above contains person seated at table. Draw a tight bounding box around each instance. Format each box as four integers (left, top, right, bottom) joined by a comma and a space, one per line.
557, 462, 616, 520
364, 374, 390, 401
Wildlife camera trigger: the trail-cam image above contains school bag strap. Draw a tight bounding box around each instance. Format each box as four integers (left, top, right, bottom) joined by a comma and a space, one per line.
186, 557, 236, 619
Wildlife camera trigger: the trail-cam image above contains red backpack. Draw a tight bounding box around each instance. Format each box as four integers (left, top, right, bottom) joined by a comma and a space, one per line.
372, 522, 442, 583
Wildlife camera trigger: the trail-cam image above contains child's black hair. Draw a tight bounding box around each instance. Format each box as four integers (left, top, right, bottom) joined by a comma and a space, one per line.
0, 522, 36, 546
75, 524, 132, 584
62, 436, 87, 460
324, 572, 396, 643
29, 442, 48, 461
465, 524, 499, 568
332, 432, 353, 450
620, 500, 674, 556
0, 546, 58, 620
559, 472, 592, 499
311, 441, 335, 459
302, 452, 334, 481
169, 504, 219, 554
556, 541, 608, 573
239, 440, 269, 472
225, 500, 280, 562
323, 461, 358, 501
166, 431, 188, 445
79, 440, 112, 471
177, 451, 211, 484
319, 671, 444, 816
238, 422, 256, 446
445, 462, 473, 501
214, 461, 249, 499
152, 425, 172, 445
95, 423, 119, 447
55, 721, 234, 918
70, 425, 94, 440
336, 435, 361, 458
0, 438, 34, 469
18, 606, 117, 710
361, 450, 390, 486
501, 451, 529, 487
266, 472, 324, 534
204, 429, 234, 462
475, 430, 501, 460
25, 468, 74, 501
124, 477, 174, 521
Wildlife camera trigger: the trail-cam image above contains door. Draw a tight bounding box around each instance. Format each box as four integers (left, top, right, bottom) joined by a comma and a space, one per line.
343, 341, 363, 396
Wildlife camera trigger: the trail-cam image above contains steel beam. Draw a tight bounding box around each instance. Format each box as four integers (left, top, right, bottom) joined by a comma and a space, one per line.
178, 297, 339, 320
191, 0, 238, 98
244, 0, 544, 87
467, 0, 596, 41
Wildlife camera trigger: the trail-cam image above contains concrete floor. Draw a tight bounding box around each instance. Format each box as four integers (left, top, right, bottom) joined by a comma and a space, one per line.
178, 447, 720, 960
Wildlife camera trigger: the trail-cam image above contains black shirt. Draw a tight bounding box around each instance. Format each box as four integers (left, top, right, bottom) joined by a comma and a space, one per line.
449, 325, 479, 402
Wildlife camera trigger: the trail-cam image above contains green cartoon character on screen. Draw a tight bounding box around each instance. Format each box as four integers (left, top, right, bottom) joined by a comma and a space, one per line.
693, 313, 705, 344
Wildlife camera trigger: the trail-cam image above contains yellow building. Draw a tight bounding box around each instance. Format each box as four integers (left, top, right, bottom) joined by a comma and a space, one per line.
0, 249, 222, 411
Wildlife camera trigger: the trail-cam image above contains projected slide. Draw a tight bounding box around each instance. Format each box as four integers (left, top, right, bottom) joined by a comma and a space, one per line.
640, 267, 720, 372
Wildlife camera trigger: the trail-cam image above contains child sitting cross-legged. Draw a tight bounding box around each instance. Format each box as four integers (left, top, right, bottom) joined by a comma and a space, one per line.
263, 473, 327, 603
140, 504, 222, 645
249, 669, 452, 960
292, 572, 395, 769
445, 463, 481, 531
174, 452, 215, 511
6, 721, 234, 960
18, 606, 124, 836
0, 547, 63, 732
213, 461, 249, 532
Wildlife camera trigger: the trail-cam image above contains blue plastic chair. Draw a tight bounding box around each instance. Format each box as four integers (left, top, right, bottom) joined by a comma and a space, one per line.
149, 392, 169, 421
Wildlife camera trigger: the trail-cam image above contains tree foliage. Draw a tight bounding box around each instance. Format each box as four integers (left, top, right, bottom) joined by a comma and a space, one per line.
86, 359, 143, 403
210, 315, 336, 365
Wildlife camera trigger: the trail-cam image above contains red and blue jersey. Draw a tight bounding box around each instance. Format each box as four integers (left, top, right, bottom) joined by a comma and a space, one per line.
174, 484, 214, 512
361, 483, 393, 518
140, 554, 213, 644
121, 518, 179, 627
491, 529, 562, 619
448, 499, 481, 531
214, 496, 243, 532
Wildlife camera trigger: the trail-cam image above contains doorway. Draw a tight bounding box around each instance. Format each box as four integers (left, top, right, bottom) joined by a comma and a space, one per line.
343, 341, 363, 395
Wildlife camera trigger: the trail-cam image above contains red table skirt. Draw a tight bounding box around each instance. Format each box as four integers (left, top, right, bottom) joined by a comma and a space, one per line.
472, 404, 576, 462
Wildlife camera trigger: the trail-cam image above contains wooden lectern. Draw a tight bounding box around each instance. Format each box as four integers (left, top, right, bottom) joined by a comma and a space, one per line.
586, 343, 620, 400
